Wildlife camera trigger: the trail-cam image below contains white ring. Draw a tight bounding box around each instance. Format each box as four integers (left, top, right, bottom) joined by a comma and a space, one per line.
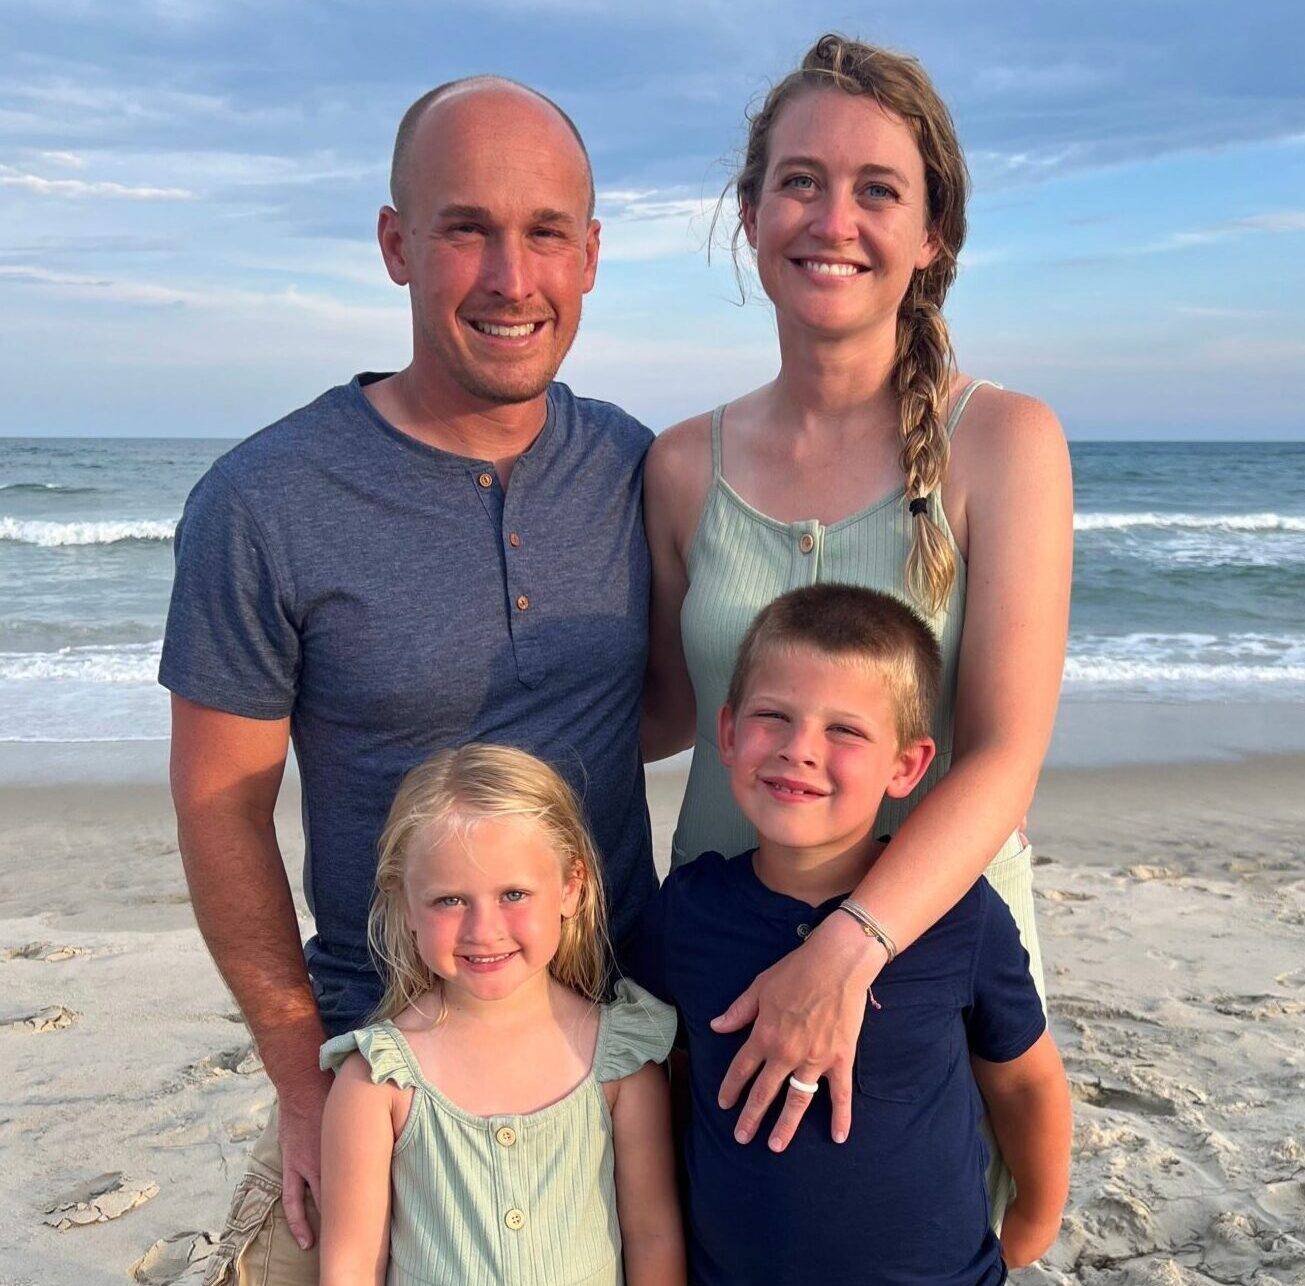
788, 1075, 820, 1095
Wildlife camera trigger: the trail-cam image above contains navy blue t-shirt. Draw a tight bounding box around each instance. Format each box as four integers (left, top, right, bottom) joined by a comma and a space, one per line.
161, 376, 656, 1034
626, 851, 1046, 1286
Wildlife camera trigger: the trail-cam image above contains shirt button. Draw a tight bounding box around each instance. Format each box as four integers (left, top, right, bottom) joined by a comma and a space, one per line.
478, 472, 494, 488
495, 1126, 517, 1147
504, 1208, 526, 1231
508, 532, 521, 548
796, 923, 811, 940
798, 533, 815, 554
516, 594, 530, 611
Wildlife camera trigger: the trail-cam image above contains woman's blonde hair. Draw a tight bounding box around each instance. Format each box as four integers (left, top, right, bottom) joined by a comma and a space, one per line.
368, 743, 610, 1022
732, 33, 970, 614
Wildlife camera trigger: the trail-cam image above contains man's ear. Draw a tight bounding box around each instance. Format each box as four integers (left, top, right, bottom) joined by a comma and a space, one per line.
717, 703, 738, 768
377, 205, 411, 286
883, 736, 936, 800
582, 218, 601, 294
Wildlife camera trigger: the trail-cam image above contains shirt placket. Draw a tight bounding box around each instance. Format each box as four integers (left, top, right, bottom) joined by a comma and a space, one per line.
791, 519, 823, 586
491, 1114, 530, 1283
472, 463, 543, 688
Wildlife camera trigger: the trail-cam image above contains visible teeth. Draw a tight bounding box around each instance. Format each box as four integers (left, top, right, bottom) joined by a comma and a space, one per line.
771, 782, 815, 796
473, 322, 538, 337
802, 261, 859, 277
464, 952, 514, 963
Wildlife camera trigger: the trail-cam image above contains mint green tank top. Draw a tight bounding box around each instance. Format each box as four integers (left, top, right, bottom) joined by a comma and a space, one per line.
320, 980, 676, 1286
672, 379, 1025, 873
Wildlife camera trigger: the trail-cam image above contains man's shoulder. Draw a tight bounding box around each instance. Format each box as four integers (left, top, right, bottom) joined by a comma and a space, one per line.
206, 382, 361, 486
550, 383, 654, 456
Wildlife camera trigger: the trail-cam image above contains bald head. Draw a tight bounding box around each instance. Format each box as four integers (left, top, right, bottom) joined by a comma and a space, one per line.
390, 76, 595, 219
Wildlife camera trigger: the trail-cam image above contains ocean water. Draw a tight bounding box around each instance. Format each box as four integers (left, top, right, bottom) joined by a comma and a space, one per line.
1, 437, 1303, 743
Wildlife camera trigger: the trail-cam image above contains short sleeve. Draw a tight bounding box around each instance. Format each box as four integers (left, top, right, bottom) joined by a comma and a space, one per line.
619, 883, 673, 1004
158, 465, 299, 719
320, 1023, 417, 1089
965, 888, 1047, 1063
592, 980, 677, 1083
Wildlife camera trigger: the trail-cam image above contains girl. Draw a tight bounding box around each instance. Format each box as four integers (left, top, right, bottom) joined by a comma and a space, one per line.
318, 744, 684, 1286
642, 33, 1074, 1231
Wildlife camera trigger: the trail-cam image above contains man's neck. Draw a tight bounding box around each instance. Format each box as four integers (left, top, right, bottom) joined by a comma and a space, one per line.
751, 834, 884, 908
363, 366, 549, 482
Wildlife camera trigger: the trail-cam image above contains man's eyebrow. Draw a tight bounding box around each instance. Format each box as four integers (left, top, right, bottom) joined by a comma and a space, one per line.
433, 204, 580, 226
773, 155, 912, 187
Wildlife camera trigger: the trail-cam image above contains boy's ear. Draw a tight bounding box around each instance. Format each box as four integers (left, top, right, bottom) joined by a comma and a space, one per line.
883, 736, 936, 800
717, 704, 737, 767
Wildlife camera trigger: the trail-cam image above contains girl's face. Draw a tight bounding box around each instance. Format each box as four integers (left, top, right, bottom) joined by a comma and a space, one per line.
403, 813, 583, 1004
743, 88, 937, 342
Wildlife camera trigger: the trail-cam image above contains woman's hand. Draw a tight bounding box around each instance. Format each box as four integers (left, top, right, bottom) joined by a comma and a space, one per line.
712, 911, 885, 1151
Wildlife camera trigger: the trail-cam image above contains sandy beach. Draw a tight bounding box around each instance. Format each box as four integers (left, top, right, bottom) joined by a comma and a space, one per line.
3, 730, 1304, 1285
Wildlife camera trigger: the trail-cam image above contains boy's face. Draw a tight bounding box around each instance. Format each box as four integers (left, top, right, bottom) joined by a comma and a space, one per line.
719, 645, 934, 863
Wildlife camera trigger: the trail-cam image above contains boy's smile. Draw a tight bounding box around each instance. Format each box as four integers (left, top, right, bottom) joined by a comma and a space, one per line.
719, 644, 934, 900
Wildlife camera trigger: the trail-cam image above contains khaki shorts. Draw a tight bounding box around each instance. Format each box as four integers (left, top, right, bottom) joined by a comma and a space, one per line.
203, 1103, 320, 1286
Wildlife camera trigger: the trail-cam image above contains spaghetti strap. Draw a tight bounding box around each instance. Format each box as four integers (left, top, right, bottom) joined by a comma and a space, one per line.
710, 404, 727, 480
944, 379, 1000, 440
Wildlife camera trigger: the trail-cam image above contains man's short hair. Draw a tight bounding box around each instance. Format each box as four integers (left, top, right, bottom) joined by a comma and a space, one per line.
390, 75, 596, 219
725, 584, 942, 746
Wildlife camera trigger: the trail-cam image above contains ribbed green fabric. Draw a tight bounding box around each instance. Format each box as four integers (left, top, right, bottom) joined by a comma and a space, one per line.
320, 980, 676, 1286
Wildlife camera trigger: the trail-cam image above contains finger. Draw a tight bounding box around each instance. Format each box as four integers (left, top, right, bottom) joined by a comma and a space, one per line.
827, 1063, 854, 1144
733, 1060, 791, 1144
280, 1169, 314, 1251
766, 1073, 821, 1152
717, 1039, 764, 1110
711, 982, 760, 1034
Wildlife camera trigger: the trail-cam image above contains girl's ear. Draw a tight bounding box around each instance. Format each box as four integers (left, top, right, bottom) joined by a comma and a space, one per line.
560, 861, 584, 919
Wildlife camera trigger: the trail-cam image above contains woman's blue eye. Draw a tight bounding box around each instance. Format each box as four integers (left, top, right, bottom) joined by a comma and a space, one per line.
864, 182, 896, 200
782, 174, 815, 190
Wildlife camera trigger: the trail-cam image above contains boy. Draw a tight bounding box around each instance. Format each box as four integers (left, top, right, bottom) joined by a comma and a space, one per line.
629, 584, 1071, 1284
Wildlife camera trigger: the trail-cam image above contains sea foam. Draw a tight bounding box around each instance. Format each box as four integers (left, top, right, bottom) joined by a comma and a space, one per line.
0, 517, 176, 546
1075, 512, 1305, 533
0, 641, 162, 683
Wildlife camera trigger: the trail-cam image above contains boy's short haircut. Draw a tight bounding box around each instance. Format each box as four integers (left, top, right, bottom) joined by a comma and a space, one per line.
726, 584, 943, 745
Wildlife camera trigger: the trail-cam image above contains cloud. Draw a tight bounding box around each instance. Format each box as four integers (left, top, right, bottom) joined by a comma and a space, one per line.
33, 149, 86, 167
0, 165, 194, 200
596, 187, 718, 261
1144, 210, 1305, 254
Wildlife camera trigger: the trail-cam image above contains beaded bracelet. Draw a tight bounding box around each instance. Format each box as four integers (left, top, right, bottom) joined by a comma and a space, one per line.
837, 897, 898, 963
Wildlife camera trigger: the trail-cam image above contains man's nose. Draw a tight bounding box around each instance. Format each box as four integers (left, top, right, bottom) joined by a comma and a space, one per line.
480, 235, 530, 301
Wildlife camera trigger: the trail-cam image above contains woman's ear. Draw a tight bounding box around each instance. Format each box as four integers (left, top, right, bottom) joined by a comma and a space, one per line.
741, 197, 759, 251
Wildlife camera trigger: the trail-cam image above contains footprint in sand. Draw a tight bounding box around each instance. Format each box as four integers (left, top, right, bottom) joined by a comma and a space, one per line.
2, 942, 90, 962
1070, 1078, 1179, 1118
43, 1172, 159, 1229
1126, 864, 1184, 882
1, 1004, 78, 1032
187, 1042, 264, 1081
130, 1231, 217, 1284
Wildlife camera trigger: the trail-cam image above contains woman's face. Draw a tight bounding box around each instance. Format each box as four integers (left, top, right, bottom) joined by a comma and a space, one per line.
744, 88, 938, 341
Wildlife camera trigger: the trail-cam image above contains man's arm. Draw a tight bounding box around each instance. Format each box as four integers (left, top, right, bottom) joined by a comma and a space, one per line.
971, 1031, 1072, 1268
170, 694, 329, 1251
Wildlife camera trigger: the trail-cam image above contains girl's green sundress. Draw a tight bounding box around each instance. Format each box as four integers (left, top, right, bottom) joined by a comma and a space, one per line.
320, 979, 676, 1286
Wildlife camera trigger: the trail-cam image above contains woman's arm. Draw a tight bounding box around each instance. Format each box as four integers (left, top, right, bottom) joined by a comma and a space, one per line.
319, 1053, 396, 1286
610, 1061, 687, 1285
715, 391, 1073, 1149
640, 419, 712, 763
972, 1032, 1073, 1268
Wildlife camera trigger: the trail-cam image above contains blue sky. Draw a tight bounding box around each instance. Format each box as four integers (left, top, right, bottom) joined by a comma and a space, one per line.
3, 0, 1303, 439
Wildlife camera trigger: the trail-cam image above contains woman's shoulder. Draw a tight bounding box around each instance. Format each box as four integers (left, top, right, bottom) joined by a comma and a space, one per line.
948, 376, 1070, 498
644, 411, 718, 555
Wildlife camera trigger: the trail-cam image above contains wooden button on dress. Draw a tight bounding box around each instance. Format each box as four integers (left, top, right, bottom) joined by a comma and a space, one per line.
496, 1126, 517, 1147
504, 1208, 526, 1231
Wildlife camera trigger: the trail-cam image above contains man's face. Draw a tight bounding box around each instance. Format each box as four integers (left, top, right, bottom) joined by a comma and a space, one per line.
382, 86, 599, 406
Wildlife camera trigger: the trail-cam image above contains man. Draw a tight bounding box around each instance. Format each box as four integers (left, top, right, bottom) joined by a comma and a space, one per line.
161, 78, 657, 1285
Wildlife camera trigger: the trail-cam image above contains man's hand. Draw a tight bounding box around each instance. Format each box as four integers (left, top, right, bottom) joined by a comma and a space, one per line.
712, 912, 885, 1151
277, 1068, 333, 1250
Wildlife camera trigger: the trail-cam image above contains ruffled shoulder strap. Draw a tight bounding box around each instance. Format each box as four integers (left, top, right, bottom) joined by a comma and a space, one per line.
319, 1022, 418, 1090
593, 979, 677, 1084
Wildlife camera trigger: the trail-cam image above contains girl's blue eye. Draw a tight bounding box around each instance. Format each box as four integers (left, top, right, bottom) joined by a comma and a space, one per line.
434, 895, 462, 908
503, 889, 528, 903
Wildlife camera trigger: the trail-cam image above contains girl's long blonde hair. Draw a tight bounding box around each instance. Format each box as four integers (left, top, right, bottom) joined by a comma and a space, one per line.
732, 33, 971, 614
368, 743, 610, 1023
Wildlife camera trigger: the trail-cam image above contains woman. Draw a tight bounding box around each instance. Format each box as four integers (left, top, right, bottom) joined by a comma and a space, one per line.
642, 34, 1073, 1221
